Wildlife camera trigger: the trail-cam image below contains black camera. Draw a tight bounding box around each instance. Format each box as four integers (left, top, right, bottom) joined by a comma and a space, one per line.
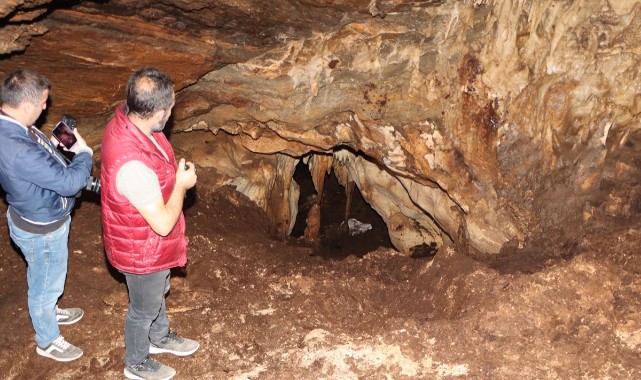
85, 176, 101, 194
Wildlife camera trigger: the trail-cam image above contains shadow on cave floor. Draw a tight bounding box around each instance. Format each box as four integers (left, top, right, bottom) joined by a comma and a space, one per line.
289, 162, 394, 260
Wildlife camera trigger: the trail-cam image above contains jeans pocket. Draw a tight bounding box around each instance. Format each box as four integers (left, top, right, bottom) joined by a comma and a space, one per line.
47, 220, 69, 240
9, 232, 36, 261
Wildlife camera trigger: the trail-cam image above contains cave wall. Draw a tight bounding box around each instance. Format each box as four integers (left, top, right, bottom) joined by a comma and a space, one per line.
1, 0, 640, 256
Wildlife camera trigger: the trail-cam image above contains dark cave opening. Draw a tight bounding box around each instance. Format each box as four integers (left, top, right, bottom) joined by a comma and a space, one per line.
290, 159, 394, 259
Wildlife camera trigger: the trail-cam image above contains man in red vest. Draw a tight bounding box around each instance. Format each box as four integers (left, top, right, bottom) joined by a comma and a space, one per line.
101, 67, 198, 380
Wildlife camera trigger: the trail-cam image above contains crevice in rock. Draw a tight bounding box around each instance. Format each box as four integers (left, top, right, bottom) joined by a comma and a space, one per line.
290, 154, 394, 259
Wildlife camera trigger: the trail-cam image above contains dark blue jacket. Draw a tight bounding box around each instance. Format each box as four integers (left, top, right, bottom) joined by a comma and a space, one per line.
0, 115, 92, 223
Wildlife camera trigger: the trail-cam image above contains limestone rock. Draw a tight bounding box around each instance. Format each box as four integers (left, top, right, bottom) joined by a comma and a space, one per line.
1, 0, 639, 256
0, 0, 50, 54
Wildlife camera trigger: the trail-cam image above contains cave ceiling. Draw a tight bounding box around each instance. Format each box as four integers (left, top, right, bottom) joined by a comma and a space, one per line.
1, 0, 641, 258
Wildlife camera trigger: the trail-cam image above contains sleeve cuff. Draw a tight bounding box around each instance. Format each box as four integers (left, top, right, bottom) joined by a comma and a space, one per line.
76, 147, 94, 156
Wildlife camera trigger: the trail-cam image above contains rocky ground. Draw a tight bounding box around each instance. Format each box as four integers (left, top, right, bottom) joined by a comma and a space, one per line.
2, 175, 641, 380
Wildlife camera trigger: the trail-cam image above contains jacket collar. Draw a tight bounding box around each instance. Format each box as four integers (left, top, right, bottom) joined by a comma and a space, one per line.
0, 112, 28, 134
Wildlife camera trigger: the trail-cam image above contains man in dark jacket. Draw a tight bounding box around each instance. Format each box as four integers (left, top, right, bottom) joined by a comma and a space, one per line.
0, 69, 93, 362
101, 67, 198, 380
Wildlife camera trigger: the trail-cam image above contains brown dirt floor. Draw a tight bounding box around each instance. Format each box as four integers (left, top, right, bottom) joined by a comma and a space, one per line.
2, 175, 641, 379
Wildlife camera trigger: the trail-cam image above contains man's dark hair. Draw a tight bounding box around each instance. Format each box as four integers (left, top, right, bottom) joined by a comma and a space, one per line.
0, 69, 51, 107
126, 67, 174, 119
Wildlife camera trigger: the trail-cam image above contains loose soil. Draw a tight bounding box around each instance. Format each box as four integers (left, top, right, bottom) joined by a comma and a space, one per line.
2, 178, 641, 379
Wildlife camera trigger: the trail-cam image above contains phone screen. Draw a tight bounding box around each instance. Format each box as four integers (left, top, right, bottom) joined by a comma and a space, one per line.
52, 121, 77, 149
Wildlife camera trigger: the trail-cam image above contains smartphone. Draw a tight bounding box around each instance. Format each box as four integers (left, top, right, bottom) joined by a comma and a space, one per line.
52, 121, 77, 149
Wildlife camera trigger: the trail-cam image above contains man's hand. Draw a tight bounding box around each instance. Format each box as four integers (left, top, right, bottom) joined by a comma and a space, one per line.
68, 128, 90, 154
176, 158, 197, 190
135, 158, 197, 236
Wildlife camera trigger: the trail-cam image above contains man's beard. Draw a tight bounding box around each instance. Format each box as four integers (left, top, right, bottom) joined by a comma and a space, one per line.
152, 112, 170, 132
152, 121, 166, 132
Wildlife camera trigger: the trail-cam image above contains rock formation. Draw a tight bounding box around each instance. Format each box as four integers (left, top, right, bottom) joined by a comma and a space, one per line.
1, 0, 639, 257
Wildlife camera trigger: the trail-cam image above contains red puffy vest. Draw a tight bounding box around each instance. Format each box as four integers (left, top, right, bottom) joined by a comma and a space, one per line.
100, 103, 187, 274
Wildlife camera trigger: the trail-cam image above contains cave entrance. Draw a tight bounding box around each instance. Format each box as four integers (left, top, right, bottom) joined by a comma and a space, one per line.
290, 159, 393, 259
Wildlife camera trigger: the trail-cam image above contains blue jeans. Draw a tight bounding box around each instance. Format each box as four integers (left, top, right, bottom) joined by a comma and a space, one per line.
7, 212, 71, 349
123, 269, 171, 366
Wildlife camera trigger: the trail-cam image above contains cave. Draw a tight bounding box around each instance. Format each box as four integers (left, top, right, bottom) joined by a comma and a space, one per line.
290, 152, 395, 258
2, 0, 641, 378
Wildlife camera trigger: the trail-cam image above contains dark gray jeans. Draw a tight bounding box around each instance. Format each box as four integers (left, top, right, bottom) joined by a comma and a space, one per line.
123, 269, 171, 366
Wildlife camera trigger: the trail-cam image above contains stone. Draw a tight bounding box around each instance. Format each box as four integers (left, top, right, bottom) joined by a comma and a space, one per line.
2, 0, 638, 256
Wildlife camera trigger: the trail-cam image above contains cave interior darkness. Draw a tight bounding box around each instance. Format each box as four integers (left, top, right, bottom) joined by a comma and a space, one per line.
290, 158, 395, 259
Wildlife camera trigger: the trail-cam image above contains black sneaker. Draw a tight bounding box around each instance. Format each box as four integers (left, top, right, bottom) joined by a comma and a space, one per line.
150, 331, 199, 356
56, 306, 84, 325
36, 336, 83, 362
124, 357, 176, 380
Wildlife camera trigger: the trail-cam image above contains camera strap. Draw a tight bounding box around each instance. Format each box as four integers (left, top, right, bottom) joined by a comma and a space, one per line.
28, 126, 70, 167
